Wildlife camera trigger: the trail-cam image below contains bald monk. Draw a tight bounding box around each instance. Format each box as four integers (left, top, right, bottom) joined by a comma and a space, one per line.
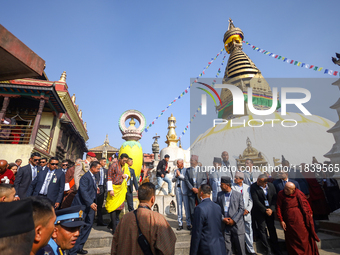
0, 160, 15, 185
277, 182, 320, 255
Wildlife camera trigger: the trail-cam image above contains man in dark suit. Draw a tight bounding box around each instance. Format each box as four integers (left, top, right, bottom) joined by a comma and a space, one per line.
185, 155, 207, 225
273, 168, 300, 194
14, 152, 42, 199
216, 176, 246, 255
126, 157, 138, 212
69, 161, 100, 255
190, 184, 226, 255
251, 174, 282, 255
27, 157, 65, 209
95, 158, 108, 226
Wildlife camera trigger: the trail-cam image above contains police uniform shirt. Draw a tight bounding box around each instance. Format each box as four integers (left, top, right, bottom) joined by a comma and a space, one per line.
36, 238, 64, 255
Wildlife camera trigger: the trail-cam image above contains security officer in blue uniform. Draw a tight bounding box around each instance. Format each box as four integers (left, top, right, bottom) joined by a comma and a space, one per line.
36, 205, 86, 255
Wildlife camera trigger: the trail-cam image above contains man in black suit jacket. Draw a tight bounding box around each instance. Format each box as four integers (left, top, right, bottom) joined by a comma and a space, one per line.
14, 152, 42, 199
95, 158, 108, 226
27, 157, 65, 209
69, 161, 100, 255
216, 176, 246, 255
250, 174, 282, 255
125, 157, 138, 212
273, 168, 300, 194
190, 184, 226, 255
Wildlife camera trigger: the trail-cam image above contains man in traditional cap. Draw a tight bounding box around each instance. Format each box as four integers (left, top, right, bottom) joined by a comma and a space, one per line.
189, 184, 226, 255
155, 154, 174, 196
37, 205, 87, 255
69, 161, 101, 255
210, 157, 223, 202
232, 172, 256, 254
216, 176, 245, 255
172, 158, 191, 230
0, 200, 35, 255
221, 151, 234, 181
185, 155, 207, 225
74, 152, 96, 191
28, 196, 56, 255
14, 152, 42, 199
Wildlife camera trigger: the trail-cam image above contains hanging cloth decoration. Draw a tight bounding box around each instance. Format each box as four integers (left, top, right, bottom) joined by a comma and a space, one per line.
243, 41, 340, 76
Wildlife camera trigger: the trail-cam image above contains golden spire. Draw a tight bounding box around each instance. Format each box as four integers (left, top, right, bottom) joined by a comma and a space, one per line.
129, 117, 136, 127
165, 113, 179, 146
104, 134, 109, 146
59, 71, 67, 82
219, 19, 272, 120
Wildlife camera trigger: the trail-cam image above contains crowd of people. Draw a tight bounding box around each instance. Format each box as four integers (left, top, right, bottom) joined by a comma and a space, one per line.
0, 150, 340, 255
0, 151, 145, 255
165, 153, 340, 255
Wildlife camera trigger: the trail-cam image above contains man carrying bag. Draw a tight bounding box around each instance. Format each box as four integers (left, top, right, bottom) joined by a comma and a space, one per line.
111, 182, 176, 255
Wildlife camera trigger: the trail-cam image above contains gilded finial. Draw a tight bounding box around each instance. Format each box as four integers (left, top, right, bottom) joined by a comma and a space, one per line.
84, 122, 87, 129
104, 134, 109, 145
129, 117, 136, 127
228, 18, 235, 30
71, 94, 76, 104
59, 71, 67, 82
78, 109, 82, 118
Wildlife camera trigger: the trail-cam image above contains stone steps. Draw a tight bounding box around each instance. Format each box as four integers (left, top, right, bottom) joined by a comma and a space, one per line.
82, 214, 340, 255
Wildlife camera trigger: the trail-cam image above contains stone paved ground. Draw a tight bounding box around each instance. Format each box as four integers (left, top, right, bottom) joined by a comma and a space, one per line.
85, 212, 340, 255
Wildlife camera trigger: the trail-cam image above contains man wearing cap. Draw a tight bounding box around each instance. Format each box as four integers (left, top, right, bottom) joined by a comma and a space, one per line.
189, 184, 226, 255
27, 157, 65, 209
210, 157, 223, 202
36, 205, 87, 255
69, 161, 101, 255
185, 155, 207, 224
155, 154, 174, 196
0, 200, 35, 255
221, 151, 234, 181
14, 152, 42, 199
216, 176, 246, 255
74, 152, 96, 191
172, 158, 191, 231
232, 172, 256, 255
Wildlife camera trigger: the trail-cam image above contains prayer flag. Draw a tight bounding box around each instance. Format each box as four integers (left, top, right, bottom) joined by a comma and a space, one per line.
313, 66, 318, 71
318, 67, 323, 71
294, 61, 298, 65
334, 71, 339, 76
297, 62, 301, 66
309, 65, 314, 69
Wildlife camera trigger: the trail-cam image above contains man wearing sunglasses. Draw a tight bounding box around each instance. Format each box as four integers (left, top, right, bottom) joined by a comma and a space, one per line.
40, 158, 48, 171
14, 152, 42, 200
61, 160, 68, 174
27, 157, 65, 209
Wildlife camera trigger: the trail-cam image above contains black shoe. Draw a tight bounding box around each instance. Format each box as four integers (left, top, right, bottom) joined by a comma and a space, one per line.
177, 226, 183, 231
77, 249, 88, 254
97, 222, 108, 226
187, 225, 192, 231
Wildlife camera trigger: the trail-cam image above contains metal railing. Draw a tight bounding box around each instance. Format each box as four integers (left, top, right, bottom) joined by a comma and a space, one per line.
0, 124, 52, 153
0, 124, 33, 144
35, 128, 52, 153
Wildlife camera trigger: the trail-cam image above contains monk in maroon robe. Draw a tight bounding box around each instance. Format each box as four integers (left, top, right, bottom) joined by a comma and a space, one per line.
277, 182, 319, 255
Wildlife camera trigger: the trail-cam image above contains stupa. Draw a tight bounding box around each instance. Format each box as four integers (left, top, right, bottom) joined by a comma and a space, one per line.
191, 19, 335, 168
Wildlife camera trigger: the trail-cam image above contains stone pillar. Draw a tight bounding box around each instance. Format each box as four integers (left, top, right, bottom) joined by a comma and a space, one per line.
48, 113, 58, 152
30, 99, 45, 144
0, 97, 10, 121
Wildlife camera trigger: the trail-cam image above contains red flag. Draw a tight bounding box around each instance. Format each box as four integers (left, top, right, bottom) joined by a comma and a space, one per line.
275, 55, 278, 59
309, 65, 314, 69
334, 71, 339, 76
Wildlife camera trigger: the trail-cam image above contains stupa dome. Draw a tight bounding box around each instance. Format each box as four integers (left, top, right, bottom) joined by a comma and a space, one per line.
190, 112, 335, 167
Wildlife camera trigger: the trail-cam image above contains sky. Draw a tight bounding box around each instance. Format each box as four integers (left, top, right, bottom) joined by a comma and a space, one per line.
1, 1, 340, 154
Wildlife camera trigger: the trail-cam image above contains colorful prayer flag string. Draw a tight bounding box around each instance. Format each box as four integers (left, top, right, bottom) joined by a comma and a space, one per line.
212, 53, 227, 87
143, 48, 224, 133
178, 104, 202, 140
243, 41, 340, 76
